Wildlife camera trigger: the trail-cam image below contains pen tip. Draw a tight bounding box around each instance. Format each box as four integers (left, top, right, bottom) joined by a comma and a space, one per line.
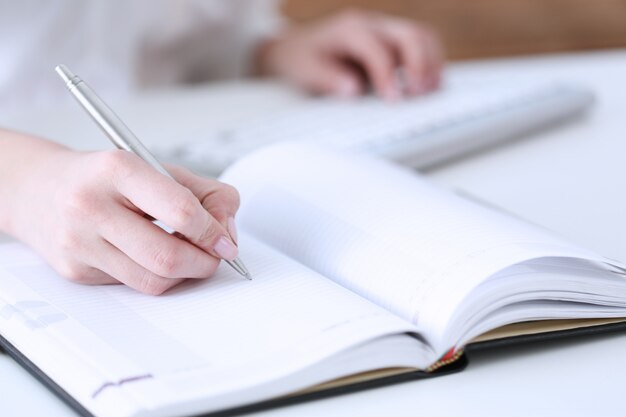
225, 257, 252, 281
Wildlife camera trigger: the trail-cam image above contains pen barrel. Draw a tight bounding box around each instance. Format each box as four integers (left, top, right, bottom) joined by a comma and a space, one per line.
56, 64, 251, 279
67, 81, 173, 179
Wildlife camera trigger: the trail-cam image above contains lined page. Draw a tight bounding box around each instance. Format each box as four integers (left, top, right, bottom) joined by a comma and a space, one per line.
221, 143, 604, 347
0, 234, 419, 416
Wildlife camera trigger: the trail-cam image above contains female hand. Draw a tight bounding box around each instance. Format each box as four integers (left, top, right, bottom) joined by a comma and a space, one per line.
256, 9, 445, 100
5, 139, 240, 295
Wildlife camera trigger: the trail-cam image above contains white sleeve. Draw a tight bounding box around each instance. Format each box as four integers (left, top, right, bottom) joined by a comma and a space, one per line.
223, 0, 285, 78
136, 0, 284, 87
0, 0, 284, 111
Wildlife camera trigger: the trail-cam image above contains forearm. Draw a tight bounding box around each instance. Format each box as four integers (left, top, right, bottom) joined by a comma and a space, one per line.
0, 130, 70, 236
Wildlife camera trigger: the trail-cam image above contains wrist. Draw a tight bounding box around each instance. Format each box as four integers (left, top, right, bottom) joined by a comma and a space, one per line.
0, 132, 72, 239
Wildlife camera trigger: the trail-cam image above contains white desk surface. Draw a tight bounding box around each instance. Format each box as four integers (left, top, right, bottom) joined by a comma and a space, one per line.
2, 49, 626, 417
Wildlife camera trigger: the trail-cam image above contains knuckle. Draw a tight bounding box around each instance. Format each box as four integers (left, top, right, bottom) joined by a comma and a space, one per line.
138, 274, 171, 296
221, 183, 241, 209
94, 150, 135, 181
57, 261, 89, 284
57, 229, 81, 253
169, 164, 192, 178
95, 149, 130, 170
151, 245, 182, 277
170, 191, 198, 230
61, 184, 96, 218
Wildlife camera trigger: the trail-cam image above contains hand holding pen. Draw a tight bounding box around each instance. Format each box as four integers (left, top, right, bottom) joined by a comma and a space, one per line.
4, 64, 252, 296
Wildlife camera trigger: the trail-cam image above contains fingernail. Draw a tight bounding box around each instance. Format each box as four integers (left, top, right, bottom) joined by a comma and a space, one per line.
227, 217, 238, 245
336, 77, 359, 98
214, 236, 238, 261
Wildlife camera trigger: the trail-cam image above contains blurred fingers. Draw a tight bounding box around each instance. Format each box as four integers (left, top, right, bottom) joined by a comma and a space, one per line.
330, 14, 398, 99
293, 56, 363, 98
375, 20, 444, 95
408, 25, 444, 91
421, 29, 445, 90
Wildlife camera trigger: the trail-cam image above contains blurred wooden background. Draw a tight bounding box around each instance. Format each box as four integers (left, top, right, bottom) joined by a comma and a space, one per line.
283, 0, 626, 60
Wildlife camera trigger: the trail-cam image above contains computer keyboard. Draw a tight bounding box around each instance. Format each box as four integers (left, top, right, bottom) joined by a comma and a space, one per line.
154, 79, 594, 175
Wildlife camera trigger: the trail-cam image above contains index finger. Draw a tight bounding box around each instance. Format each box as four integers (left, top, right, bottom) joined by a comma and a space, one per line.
167, 165, 240, 227
109, 153, 239, 261
332, 23, 397, 99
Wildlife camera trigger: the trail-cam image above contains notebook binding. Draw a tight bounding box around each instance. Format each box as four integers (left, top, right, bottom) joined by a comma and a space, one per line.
425, 348, 465, 372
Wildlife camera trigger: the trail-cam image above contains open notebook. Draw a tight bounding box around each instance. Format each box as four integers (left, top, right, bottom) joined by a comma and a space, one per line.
1, 143, 626, 417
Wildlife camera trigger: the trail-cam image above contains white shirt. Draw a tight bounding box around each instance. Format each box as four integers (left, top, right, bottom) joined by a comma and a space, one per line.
0, 0, 282, 114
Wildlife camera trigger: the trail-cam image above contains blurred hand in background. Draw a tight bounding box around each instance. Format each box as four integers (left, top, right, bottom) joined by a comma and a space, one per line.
256, 9, 445, 100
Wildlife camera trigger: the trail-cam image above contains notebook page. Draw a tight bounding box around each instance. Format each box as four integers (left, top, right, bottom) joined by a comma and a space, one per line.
221, 143, 603, 350
0, 234, 421, 417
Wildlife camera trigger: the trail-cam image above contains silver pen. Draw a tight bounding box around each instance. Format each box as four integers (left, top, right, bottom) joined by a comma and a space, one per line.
55, 64, 251, 280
